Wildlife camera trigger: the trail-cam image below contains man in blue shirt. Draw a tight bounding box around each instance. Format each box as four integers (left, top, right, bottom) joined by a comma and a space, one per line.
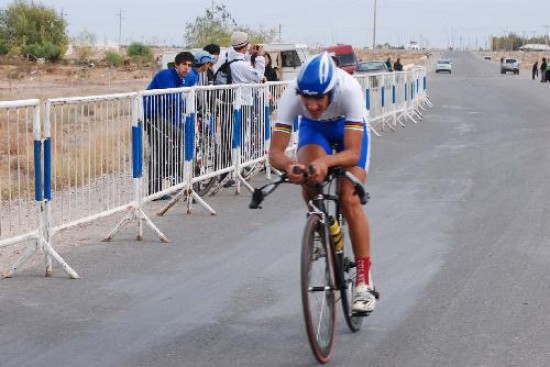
144, 52, 196, 199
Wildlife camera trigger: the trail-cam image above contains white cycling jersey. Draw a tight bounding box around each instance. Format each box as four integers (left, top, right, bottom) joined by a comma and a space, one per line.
273, 68, 367, 134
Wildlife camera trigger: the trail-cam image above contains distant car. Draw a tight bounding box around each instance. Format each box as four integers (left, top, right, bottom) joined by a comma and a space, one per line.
355, 61, 391, 74
435, 59, 452, 73
484, 55, 492, 60
500, 57, 520, 75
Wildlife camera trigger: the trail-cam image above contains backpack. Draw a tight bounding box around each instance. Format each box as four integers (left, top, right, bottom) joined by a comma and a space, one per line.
213, 59, 240, 85
213, 58, 242, 106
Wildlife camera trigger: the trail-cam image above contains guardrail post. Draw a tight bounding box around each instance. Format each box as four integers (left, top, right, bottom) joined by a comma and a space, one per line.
263, 85, 273, 180
4, 102, 79, 279
103, 93, 170, 242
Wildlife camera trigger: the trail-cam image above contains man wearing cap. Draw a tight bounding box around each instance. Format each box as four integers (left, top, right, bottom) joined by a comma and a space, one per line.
227, 31, 265, 85
191, 50, 216, 86
215, 31, 265, 186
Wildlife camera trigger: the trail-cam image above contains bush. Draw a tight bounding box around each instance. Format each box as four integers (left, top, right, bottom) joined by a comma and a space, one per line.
23, 42, 61, 61
127, 42, 153, 65
0, 40, 8, 56
104, 50, 123, 67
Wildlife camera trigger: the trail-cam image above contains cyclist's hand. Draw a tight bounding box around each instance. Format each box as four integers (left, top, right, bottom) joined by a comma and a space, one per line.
308, 160, 329, 184
286, 163, 307, 184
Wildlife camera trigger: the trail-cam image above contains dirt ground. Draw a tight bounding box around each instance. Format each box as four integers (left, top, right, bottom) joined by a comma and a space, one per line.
0, 61, 156, 101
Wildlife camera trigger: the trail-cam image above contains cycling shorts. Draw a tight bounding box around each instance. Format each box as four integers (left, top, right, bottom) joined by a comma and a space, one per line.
297, 116, 370, 171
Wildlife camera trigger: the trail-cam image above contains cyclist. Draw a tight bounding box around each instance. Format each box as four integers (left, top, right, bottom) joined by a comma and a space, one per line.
268, 52, 376, 314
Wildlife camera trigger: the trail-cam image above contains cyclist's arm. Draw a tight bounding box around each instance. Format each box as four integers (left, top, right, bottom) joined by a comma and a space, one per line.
269, 84, 305, 184
269, 129, 305, 184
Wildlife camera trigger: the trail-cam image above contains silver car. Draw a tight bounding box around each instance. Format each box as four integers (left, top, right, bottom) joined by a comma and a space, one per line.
435, 59, 452, 73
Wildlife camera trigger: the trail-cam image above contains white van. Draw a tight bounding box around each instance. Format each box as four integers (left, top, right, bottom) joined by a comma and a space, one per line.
161, 44, 311, 81
262, 43, 311, 81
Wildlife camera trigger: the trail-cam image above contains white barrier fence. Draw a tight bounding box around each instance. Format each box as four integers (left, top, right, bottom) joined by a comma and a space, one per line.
0, 67, 431, 277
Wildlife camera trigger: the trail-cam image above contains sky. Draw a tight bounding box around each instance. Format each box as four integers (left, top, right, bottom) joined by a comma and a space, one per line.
2, 0, 549, 49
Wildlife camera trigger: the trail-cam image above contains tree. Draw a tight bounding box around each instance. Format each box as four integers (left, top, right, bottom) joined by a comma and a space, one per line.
184, 4, 276, 48
0, 0, 68, 59
238, 25, 277, 45
185, 4, 236, 47
72, 30, 97, 62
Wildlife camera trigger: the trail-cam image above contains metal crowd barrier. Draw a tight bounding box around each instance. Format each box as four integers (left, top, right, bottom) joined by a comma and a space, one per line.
0, 67, 431, 278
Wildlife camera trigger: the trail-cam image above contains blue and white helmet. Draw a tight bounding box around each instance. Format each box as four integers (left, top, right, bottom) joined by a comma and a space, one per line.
296, 52, 338, 97
192, 50, 216, 66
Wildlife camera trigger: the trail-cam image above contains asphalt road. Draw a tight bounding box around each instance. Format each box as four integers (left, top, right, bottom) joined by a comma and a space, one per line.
2, 51, 550, 367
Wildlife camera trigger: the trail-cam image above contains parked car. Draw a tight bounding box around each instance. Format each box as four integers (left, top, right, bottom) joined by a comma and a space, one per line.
500, 57, 520, 75
355, 61, 391, 74
323, 44, 357, 74
435, 59, 452, 73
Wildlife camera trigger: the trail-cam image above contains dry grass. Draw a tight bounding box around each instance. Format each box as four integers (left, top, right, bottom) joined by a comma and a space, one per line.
0, 104, 133, 200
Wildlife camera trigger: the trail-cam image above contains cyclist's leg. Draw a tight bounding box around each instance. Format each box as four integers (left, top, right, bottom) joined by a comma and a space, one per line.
340, 170, 376, 314
296, 118, 333, 199
339, 167, 370, 259
340, 125, 376, 313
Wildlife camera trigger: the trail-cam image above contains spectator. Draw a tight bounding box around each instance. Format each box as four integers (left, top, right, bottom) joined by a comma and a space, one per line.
223, 31, 266, 186
143, 51, 196, 200
541, 58, 547, 83
263, 52, 279, 81
385, 57, 393, 71
191, 50, 216, 86
191, 50, 217, 116
203, 43, 221, 84
393, 58, 403, 71
532, 61, 538, 80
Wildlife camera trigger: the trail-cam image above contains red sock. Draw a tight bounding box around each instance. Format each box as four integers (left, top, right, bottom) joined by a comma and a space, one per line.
355, 257, 371, 286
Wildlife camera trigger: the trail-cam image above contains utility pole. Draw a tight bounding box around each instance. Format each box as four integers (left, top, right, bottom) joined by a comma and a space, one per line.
372, 0, 377, 59
278, 24, 282, 43
543, 25, 550, 46
116, 9, 125, 51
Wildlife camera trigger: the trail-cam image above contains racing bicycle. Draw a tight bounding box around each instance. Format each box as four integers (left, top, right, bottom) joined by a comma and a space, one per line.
249, 165, 379, 364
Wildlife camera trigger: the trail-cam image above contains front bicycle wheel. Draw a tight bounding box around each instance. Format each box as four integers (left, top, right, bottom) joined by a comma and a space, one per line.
301, 215, 336, 364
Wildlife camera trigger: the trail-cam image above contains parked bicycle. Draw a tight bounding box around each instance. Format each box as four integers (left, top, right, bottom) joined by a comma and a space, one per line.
250, 165, 379, 364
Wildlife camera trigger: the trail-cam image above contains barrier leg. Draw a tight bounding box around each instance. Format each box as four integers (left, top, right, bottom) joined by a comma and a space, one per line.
104, 117, 170, 242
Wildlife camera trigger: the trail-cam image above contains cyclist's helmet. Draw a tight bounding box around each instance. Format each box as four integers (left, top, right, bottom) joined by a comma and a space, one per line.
296, 52, 338, 97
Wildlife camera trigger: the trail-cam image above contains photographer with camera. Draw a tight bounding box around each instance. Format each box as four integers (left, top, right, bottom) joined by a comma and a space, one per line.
227, 31, 265, 86
222, 31, 266, 187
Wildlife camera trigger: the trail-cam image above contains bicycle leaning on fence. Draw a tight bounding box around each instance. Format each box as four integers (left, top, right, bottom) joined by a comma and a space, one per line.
250, 165, 380, 364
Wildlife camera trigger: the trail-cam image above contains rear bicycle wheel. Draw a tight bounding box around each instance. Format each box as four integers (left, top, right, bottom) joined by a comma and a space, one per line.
339, 254, 363, 332
301, 215, 336, 364
339, 222, 364, 332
